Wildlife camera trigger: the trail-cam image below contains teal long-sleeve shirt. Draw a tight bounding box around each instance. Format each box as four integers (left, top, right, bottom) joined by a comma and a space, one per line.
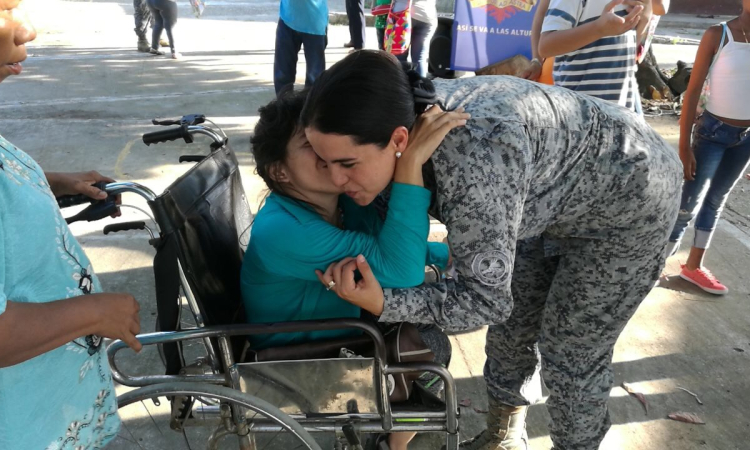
241, 183, 449, 349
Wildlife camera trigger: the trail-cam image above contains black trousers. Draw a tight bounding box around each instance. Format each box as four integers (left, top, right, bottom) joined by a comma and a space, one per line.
345, 0, 366, 49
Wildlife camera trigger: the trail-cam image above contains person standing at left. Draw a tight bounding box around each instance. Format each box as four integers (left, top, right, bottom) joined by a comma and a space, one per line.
0, 3, 142, 449
273, 0, 328, 96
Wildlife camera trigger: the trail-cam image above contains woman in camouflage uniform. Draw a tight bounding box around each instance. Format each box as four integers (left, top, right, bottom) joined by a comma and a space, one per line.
303, 51, 682, 450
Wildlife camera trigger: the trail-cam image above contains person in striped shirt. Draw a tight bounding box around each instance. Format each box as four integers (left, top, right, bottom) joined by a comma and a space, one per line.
539, 0, 644, 111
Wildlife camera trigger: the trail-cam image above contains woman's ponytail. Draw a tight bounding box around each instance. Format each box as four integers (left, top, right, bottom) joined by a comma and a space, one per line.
405, 69, 439, 115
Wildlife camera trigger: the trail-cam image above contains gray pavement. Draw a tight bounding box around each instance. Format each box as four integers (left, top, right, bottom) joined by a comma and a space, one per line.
3, 1, 750, 449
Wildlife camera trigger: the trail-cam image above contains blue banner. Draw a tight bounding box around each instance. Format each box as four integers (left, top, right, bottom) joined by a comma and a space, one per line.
451, 0, 540, 71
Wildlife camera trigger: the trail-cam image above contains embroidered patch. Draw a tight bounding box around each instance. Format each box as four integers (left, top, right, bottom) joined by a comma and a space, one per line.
471, 250, 511, 286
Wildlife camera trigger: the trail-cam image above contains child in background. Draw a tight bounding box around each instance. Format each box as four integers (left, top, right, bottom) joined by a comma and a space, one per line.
374, 0, 391, 50
667, 0, 750, 295
539, 0, 643, 111
396, 0, 438, 77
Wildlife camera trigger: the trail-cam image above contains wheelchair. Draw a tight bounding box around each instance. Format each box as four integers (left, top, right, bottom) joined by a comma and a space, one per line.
84, 116, 460, 449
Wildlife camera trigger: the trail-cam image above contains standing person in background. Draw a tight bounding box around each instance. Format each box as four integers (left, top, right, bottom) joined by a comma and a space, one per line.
146, 0, 180, 59
133, 0, 169, 53
667, 1, 750, 295
396, 0, 437, 77
539, 0, 644, 111
133, 0, 152, 52
345, 0, 366, 50
273, 0, 328, 95
374, 0, 391, 50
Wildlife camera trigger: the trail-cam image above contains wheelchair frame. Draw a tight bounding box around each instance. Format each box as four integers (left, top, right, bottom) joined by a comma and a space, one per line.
104, 119, 461, 449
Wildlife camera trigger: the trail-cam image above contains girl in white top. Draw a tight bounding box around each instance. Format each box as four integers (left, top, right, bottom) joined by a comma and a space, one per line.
394, 0, 437, 77
668, 0, 750, 295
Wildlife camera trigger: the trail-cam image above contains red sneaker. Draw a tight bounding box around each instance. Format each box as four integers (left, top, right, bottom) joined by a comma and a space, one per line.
680, 265, 728, 295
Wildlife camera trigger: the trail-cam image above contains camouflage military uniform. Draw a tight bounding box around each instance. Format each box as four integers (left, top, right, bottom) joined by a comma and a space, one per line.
380, 76, 682, 450
134, 0, 152, 38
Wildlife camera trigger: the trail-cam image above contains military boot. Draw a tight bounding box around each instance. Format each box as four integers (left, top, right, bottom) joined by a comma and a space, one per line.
136, 29, 150, 52
456, 399, 528, 450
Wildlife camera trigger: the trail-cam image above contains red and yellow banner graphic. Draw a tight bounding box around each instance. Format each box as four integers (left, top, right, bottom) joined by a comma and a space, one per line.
468, 0, 536, 12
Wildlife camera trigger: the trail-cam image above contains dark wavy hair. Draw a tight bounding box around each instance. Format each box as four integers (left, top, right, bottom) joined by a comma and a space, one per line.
250, 89, 308, 195
301, 50, 419, 148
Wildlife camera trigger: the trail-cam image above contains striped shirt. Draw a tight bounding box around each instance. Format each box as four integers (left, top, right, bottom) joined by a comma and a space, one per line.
542, 0, 638, 111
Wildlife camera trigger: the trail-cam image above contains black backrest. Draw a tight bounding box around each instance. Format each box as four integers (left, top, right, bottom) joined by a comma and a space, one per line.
150, 143, 252, 338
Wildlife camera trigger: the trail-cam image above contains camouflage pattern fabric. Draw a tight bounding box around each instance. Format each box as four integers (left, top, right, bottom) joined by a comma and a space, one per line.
134, 0, 152, 37
380, 76, 682, 449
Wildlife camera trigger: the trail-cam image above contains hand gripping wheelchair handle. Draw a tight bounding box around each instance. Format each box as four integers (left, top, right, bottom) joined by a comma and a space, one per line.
56, 181, 109, 208
143, 125, 193, 146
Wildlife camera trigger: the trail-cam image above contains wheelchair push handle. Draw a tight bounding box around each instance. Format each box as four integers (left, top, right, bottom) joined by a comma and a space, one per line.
104, 221, 146, 234
142, 125, 193, 146
143, 114, 225, 149
179, 155, 205, 163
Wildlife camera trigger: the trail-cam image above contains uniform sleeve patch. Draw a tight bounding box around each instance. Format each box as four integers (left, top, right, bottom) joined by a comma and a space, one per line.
471, 250, 511, 287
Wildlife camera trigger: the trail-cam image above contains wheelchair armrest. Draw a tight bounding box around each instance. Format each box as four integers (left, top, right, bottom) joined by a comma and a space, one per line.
248, 335, 375, 362
107, 318, 389, 387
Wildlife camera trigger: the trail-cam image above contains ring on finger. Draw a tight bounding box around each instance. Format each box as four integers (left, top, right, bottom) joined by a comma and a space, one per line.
326, 280, 336, 291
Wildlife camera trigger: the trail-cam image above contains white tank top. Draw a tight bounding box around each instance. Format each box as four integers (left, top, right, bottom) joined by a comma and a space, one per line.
706, 24, 750, 120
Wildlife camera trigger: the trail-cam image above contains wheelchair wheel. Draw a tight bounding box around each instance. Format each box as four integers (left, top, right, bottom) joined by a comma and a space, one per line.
112, 382, 322, 450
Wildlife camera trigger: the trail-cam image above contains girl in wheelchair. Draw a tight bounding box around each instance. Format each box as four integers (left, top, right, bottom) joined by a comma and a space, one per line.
242, 89, 466, 449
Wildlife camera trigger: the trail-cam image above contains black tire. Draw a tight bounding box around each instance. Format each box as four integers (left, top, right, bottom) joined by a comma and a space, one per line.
113, 382, 322, 450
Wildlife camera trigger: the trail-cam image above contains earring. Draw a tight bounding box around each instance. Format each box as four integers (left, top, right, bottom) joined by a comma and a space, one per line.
395, 152, 402, 159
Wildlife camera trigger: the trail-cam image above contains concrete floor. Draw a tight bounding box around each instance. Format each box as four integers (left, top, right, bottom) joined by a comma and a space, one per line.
3, 1, 750, 449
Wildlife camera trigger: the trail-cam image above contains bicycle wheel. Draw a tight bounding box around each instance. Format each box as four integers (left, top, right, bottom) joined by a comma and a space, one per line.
111, 382, 322, 450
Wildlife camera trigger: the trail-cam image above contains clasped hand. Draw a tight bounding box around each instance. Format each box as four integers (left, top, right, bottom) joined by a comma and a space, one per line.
316, 255, 385, 317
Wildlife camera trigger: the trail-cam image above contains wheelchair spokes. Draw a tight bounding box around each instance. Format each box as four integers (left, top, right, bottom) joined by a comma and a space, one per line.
113, 384, 322, 450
